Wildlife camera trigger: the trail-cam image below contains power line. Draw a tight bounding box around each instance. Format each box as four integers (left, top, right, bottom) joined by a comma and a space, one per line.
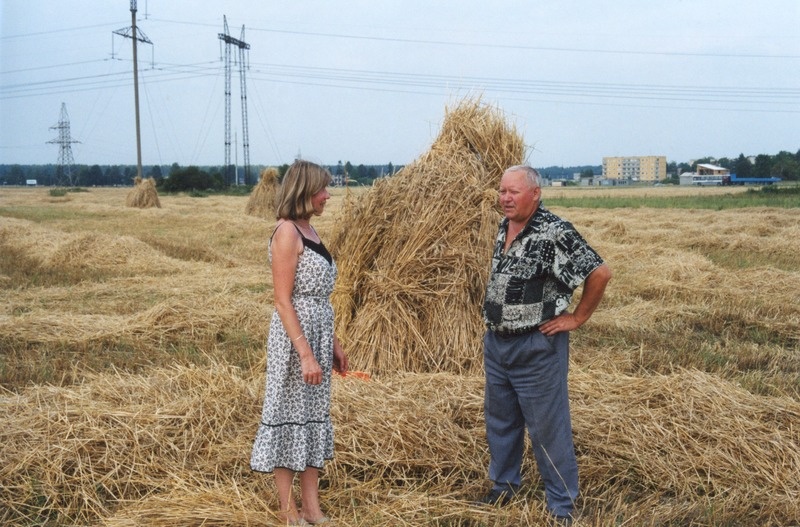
3, 59, 798, 114
148, 17, 800, 60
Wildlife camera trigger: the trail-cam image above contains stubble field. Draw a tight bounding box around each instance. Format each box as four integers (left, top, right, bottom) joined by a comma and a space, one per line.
1, 184, 799, 526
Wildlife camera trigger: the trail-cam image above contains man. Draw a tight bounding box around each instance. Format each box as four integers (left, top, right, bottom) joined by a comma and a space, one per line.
477, 165, 611, 523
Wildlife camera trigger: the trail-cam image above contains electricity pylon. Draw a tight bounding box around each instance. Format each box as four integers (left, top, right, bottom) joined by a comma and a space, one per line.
113, 0, 153, 180
218, 15, 251, 185
47, 102, 80, 186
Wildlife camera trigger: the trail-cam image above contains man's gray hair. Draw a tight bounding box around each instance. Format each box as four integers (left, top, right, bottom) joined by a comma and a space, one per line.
505, 165, 542, 188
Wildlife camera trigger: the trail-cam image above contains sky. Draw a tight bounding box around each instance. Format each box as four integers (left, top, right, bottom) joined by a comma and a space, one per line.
1, 0, 798, 170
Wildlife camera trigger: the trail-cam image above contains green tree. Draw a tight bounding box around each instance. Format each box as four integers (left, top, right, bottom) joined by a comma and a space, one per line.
734, 154, 753, 178
81, 165, 103, 186
148, 165, 163, 183
105, 166, 123, 186
160, 166, 222, 192
771, 151, 799, 181
7, 165, 25, 185
753, 155, 772, 178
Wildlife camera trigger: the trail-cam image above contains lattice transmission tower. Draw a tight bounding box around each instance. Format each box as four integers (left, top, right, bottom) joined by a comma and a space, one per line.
218, 16, 251, 185
47, 102, 80, 186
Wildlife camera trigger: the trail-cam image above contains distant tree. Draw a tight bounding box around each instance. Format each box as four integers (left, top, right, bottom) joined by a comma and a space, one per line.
81, 165, 102, 186
124, 166, 137, 184
753, 154, 772, 178
148, 164, 163, 183
580, 168, 594, 178
734, 154, 753, 178
160, 166, 222, 192
771, 151, 800, 181
7, 165, 25, 185
356, 164, 368, 181
387, 162, 394, 175
336, 160, 343, 176
105, 166, 123, 186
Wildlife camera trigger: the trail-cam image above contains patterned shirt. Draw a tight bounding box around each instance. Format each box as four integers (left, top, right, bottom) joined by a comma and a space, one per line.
482, 204, 604, 334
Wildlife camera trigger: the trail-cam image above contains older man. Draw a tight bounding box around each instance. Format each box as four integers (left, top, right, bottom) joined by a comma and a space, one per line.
477, 165, 611, 524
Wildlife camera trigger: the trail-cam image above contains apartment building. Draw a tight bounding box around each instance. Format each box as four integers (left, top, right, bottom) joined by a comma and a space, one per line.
602, 156, 667, 182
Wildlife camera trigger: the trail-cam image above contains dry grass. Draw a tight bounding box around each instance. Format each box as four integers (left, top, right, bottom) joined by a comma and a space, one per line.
246, 167, 280, 219
1, 365, 797, 526
330, 99, 524, 375
1, 99, 799, 526
125, 176, 161, 209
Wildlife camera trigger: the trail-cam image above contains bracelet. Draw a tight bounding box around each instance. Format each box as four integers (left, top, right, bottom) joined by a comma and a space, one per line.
292, 334, 305, 342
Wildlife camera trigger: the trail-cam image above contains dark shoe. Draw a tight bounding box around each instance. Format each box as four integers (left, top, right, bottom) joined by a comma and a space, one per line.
553, 513, 574, 526
473, 488, 513, 506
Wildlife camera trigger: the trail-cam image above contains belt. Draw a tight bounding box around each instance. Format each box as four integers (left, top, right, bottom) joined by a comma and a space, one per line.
491, 324, 541, 338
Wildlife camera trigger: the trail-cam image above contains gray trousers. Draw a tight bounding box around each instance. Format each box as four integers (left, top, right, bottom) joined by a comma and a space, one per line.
483, 329, 578, 517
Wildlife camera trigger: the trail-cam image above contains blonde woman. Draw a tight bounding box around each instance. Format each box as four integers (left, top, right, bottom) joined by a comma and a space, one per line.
251, 160, 348, 525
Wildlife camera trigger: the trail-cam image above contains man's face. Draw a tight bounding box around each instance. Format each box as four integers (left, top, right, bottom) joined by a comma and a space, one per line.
498, 169, 540, 223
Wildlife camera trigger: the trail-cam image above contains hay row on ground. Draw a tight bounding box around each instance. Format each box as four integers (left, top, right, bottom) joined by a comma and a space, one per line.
330, 98, 524, 376
0, 294, 270, 349
1, 364, 798, 526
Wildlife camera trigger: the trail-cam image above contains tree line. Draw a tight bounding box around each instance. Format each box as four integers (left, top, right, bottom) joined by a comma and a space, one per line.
1, 150, 797, 188
0, 160, 403, 190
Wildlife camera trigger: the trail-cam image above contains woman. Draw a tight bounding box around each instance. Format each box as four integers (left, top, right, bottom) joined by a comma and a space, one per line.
251, 160, 348, 525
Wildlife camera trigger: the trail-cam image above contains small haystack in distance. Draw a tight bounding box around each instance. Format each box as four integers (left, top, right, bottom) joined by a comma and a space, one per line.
125, 176, 161, 208
329, 97, 525, 375
245, 167, 279, 218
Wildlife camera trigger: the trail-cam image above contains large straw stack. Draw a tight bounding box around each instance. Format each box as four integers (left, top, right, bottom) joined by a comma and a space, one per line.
245, 167, 280, 218
329, 98, 524, 375
125, 176, 161, 208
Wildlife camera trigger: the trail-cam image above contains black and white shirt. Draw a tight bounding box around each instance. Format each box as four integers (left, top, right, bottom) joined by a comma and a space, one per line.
482, 204, 604, 335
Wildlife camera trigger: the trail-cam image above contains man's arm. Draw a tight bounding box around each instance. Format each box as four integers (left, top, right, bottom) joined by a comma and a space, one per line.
539, 263, 612, 336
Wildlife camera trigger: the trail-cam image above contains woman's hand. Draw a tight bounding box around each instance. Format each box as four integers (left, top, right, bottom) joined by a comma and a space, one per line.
333, 343, 348, 376
300, 354, 323, 385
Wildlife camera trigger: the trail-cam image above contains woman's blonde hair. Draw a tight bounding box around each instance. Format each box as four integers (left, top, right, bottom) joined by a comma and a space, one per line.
275, 160, 332, 220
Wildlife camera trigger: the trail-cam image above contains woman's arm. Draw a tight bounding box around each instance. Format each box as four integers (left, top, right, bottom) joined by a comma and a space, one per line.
271, 221, 323, 385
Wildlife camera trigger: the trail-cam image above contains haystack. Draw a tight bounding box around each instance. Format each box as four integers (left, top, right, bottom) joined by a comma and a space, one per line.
329, 98, 525, 375
125, 176, 161, 208
245, 167, 279, 218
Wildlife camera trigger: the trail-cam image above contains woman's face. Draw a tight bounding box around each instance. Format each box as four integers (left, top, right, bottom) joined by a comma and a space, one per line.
310, 186, 330, 216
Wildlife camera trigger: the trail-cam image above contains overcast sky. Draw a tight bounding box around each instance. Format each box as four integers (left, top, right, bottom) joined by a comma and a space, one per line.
1, 0, 798, 170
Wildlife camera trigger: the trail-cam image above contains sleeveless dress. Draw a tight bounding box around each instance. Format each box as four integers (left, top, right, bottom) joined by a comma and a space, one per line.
250, 225, 337, 473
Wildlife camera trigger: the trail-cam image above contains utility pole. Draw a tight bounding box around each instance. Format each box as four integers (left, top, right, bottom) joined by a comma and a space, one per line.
47, 102, 80, 186
114, 1, 152, 180
218, 16, 251, 185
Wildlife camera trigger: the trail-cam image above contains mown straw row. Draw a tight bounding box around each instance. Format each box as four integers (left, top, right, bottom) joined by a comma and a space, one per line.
2, 364, 798, 526
330, 98, 524, 375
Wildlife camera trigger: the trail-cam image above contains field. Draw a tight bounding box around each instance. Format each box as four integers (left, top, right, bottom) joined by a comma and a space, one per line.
1, 184, 799, 527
